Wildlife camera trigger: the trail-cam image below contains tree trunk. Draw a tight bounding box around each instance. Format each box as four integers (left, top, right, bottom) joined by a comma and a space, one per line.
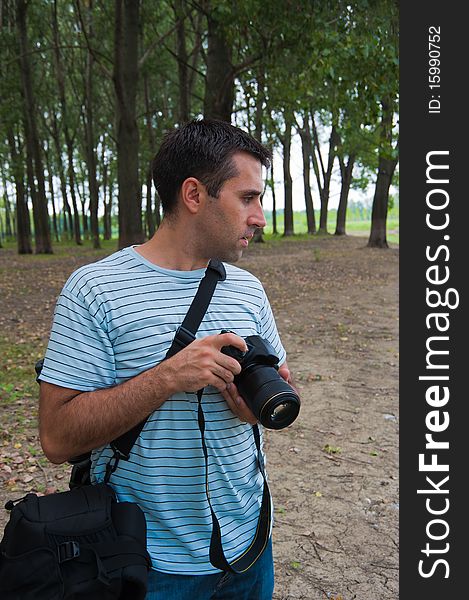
154, 189, 161, 228
335, 154, 355, 236
174, 0, 189, 124
17, 0, 52, 254
5, 0, 31, 256
1, 172, 14, 240
50, 113, 73, 239
114, 0, 143, 248
44, 146, 60, 242
298, 125, 316, 234
310, 115, 338, 234
203, 8, 234, 122
143, 72, 156, 238
367, 156, 397, 248
52, 0, 81, 245
368, 98, 398, 248
187, 10, 203, 102
103, 168, 113, 241
100, 139, 111, 241
145, 167, 155, 239
83, 0, 100, 248
48, 170, 60, 243
253, 65, 266, 243
67, 143, 82, 244
79, 185, 89, 239
271, 162, 277, 235
282, 119, 294, 236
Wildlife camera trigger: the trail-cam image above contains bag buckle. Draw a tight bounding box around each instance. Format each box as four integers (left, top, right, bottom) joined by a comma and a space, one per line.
58, 540, 80, 563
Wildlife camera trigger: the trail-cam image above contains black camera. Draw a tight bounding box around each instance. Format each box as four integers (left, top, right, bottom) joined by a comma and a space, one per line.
220, 331, 300, 430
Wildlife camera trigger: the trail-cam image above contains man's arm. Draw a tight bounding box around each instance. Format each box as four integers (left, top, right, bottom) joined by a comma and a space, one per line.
39, 332, 248, 464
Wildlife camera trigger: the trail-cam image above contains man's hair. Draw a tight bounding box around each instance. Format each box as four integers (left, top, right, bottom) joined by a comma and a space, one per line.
152, 118, 272, 215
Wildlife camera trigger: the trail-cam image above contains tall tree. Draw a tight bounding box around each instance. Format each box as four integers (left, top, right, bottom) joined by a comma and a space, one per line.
366, 0, 399, 248
367, 97, 398, 248
43, 141, 60, 242
281, 116, 294, 236
49, 112, 73, 239
174, 0, 190, 125
1, 3, 31, 253
81, 0, 101, 248
297, 115, 317, 234
310, 114, 339, 234
51, 0, 82, 245
203, 3, 234, 122
143, 70, 156, 238
253, 62, 267, 243
269, 162, 278, 235
1, 169, 14, 240
335, 151, 355, 236
16, 0, 52, 253
114, 0, 143, 248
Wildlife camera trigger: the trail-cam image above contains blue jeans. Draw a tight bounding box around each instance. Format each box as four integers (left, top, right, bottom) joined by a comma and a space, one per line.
145, 537, 274, 600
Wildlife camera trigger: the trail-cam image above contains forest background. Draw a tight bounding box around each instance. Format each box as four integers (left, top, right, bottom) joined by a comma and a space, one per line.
0, 2, 399, 598
0, 0, 398, 253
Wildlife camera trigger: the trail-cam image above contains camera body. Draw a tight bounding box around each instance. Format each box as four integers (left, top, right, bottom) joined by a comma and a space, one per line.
220, 331, 300, 430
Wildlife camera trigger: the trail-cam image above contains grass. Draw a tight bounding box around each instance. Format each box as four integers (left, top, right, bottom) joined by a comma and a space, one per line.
0, 337, 43, 413
262, 208, 399, 245
0, 337, 71, 495
0, 337, 44, 471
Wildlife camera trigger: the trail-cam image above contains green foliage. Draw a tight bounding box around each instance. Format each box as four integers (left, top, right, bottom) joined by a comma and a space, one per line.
0, 0, 399, 249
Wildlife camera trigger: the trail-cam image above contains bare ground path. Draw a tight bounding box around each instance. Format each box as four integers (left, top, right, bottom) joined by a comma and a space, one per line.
0, 235, 398, 600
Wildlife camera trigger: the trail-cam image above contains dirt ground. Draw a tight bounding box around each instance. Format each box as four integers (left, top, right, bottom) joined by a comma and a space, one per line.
0, 234, 399, 599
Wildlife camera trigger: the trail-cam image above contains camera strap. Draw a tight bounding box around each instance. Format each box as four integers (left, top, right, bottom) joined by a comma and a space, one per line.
197, 395, 272, 574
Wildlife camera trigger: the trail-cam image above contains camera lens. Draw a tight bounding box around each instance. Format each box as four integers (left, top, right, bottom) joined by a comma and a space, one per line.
272, 401, 290, 421
235, 366, 300, 430
257, 387, 300, 430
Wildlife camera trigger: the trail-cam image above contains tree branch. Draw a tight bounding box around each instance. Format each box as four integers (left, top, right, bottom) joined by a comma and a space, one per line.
311, 115, 327, 182
138, 19, 181, 71
74, 0, 113, 79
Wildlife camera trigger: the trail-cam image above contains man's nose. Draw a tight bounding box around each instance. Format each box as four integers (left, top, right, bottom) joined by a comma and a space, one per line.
249, 200, 267, 229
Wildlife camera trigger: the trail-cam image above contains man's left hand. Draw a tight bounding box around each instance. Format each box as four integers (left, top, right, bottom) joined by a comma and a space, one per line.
221, 383, 258, 424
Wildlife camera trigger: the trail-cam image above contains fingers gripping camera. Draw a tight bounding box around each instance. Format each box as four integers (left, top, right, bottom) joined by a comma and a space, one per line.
220, 331, 300, 430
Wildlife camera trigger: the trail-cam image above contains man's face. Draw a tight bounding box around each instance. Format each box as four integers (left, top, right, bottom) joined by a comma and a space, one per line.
198, 152, 267, 263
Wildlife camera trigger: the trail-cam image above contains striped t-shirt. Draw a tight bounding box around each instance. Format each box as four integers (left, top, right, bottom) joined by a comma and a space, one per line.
39, 246, 286, 574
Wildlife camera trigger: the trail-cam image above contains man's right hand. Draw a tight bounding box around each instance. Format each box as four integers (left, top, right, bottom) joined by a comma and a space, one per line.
163, 332, 258, 424
162, 332, 247, 394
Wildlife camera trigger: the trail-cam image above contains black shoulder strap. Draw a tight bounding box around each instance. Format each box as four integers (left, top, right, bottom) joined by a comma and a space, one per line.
197, 391, 271, 574
104, 259, 226, 480
165, 258, 226, 360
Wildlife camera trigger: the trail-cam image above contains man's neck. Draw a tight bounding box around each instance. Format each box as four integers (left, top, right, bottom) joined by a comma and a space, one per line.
133, 220, 209, 271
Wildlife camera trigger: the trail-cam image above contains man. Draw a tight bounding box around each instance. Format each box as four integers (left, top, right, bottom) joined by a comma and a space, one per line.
39, 119, 295, 599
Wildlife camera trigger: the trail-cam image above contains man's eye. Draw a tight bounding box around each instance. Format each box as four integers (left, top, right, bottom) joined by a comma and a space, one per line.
243, 196, 254, 203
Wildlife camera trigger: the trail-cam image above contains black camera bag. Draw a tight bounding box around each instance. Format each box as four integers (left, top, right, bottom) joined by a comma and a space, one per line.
0, 484, 150, 600
0, 260, 227, 598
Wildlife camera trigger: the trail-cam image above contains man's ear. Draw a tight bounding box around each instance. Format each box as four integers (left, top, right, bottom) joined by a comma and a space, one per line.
180, 177, 205, 214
